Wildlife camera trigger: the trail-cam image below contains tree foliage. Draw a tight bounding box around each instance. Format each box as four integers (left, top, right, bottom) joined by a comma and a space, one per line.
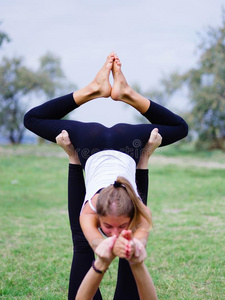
149, 10, 225, 150
0, 52, 74, 144
0, 57, 40, 143
37, 52, 73, 98
0, 22, 10, 48
181, 10, 225, 150
0, 24, 75, 144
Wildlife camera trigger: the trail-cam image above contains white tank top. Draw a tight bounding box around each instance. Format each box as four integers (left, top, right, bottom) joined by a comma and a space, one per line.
81, 150, 139, 212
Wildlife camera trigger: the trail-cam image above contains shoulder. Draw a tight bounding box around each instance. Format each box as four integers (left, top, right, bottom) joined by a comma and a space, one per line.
81, 194, 98, 215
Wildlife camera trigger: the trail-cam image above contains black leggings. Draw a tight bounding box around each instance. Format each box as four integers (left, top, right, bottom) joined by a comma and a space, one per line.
68, 164, 149, 300
24, 93, 188, 167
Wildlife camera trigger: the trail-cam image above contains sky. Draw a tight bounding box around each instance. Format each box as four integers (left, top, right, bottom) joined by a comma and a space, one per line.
1, 0, 225, 126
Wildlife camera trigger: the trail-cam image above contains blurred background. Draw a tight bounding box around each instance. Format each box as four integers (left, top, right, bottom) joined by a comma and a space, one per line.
1, 0, 225, 150
1, 2, 225, 299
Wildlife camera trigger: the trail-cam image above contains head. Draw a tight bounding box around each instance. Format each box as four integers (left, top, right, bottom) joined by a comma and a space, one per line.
98, 214, 131, 237
96, 176, 152, 237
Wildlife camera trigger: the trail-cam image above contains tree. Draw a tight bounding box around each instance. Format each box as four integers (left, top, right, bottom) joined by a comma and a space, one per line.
0, 53, 74, 144
0, 22, 10, 48
147, 9, 225, 150
184, 11, 225, 150
37, 52, 73, 98
35, 52, 75, 144
0, 24, 74, 144
0, 57, 40, 143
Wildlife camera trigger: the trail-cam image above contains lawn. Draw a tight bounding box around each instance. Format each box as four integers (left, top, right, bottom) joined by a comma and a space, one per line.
0, 144, 224, 299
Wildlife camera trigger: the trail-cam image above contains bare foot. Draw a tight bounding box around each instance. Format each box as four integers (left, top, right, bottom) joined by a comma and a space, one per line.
73, 52, 115, 105
111, 54, 131, 101
89, 52, 115, 98
110, 53, 150, 113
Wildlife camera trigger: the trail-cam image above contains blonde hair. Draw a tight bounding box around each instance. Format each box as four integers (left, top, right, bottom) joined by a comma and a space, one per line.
96, 176, 152, 232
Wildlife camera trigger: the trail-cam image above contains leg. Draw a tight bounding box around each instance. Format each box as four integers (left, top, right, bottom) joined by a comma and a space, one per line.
110, 54, 188, 147
68, 165, 103, 300
24, 53, 187, 167
56, 133, 102, 299
24, 52, 115, 144
68, 164, 102, 300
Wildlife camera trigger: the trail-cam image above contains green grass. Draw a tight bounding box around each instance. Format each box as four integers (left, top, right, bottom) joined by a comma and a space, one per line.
0, 144, 224, 299
156, 142, 225, 163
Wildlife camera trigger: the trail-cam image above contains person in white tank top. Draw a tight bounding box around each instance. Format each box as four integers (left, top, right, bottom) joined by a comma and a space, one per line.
57, 127, 160, 300
57, 127, 162, 251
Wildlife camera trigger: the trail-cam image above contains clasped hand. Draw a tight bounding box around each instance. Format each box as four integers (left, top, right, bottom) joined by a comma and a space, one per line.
113, 230, 147, 264
95, 230, 146, 266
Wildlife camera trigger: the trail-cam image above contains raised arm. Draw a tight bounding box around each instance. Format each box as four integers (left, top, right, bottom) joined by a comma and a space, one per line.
76, 235, 158, 300
130, 262, 158, 300
56, 130, 81, 164
79, 209, 105, 251
133, 128, 162, 247
75, 236, 117, 300
136, 128, 162, 205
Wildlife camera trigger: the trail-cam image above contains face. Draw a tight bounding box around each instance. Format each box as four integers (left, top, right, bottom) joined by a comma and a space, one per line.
99, 215, 131, 237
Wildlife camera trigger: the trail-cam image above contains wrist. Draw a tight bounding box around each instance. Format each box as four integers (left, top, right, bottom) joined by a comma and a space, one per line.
133, 237, 147, 248
129, 260, 144, 268
136, 156, 150, 169
94, 258, 110, 272
91, 238, 105, 251
68, 157, 79, 164
138, 238, 147, 247
136, 161, 148, 169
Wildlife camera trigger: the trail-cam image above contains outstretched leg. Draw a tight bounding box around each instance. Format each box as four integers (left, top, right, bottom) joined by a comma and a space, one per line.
110, 53, 188, 150
24, 52, 115, 146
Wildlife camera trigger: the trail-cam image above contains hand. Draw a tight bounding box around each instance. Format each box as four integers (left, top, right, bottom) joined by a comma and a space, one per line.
128, 238, 147, 265
95, 235, 117, 263
113, 230, 135, 259
143, 128, 162, 156
56, 130, 80, 164
137, 128, 162, 169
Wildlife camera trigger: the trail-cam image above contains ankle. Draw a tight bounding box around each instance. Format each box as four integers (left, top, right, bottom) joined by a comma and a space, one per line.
122, 90, 150, 113
73, 83, 98, 105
